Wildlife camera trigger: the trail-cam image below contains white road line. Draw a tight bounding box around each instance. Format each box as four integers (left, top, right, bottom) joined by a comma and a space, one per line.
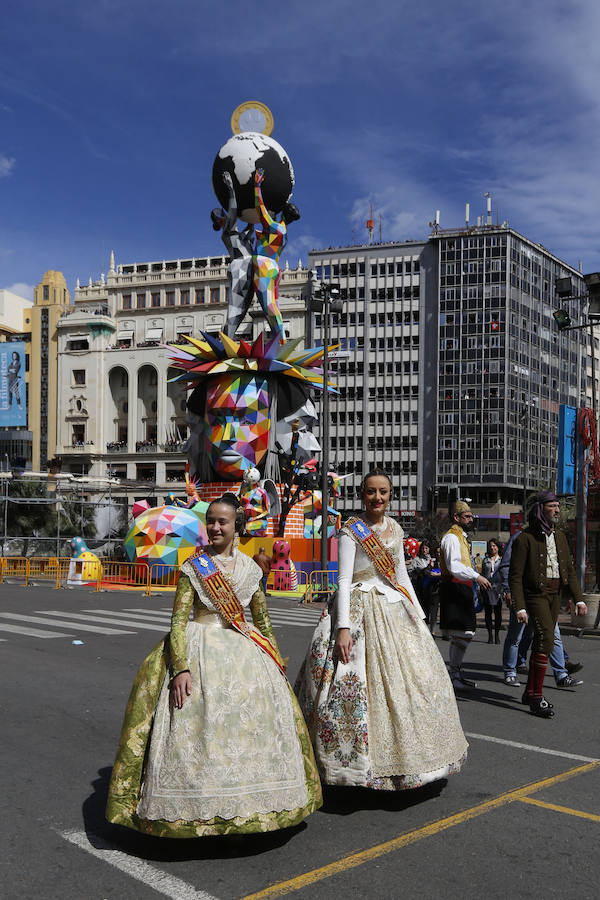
38, 610, 166, 632
84, 608, 171, 623
465, 732, 599, 763
59, 829, 219, 900
0, 623, 74, 639
0, 613, 133, 636
124, 608, 173, 618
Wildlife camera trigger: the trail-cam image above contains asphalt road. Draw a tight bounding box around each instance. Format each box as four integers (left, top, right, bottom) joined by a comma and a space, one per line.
1, 581, 599, 900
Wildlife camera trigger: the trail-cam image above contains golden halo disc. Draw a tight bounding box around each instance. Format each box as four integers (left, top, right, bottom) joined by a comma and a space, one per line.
231, 101, 274, 136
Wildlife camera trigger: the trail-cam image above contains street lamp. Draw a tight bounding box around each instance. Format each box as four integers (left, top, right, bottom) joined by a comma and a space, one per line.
308, 275, 343, 573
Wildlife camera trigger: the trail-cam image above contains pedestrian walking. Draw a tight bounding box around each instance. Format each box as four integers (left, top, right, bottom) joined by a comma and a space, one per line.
440, 501, 492, 691
296, 469, 468, 791
106, 493, 321, 836
509, 491, 588, 718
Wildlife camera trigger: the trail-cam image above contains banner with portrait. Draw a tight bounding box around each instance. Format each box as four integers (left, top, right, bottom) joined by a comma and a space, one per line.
0, 342, 27, 426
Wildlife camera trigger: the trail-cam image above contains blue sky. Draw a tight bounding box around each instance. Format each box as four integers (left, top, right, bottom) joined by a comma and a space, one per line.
2, 0, 600, 300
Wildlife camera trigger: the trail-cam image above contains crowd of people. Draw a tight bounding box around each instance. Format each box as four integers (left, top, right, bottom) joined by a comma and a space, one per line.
105, 476, 588, 840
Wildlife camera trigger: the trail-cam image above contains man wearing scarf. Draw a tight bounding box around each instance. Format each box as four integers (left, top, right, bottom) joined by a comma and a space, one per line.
509, 491, 587, 718
440, 501, 492, 691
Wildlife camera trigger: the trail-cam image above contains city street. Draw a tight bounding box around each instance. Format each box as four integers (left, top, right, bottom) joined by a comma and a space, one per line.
1, 582, 599, 900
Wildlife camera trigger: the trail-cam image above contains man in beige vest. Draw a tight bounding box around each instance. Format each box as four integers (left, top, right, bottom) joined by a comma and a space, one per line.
440, 501, 491, 691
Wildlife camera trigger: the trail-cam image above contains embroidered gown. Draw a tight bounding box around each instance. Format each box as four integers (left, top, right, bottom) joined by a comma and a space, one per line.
106, 550, 322, 837
296, 517, 468, 790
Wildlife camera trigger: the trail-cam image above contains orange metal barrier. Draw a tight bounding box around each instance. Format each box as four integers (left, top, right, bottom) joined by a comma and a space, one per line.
26, 556, 61, 588
0, 557, 28, 585
96, 560, 149, 592
146, 563, 181, 596
307, 569, 337, 604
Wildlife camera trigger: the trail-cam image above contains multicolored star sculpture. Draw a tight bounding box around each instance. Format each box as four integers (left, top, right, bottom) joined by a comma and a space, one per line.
168, 330, 339, 393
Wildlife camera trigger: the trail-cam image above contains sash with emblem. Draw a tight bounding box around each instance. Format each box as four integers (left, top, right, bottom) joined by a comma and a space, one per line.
344, 516, 414, 605
191, 552, 286, 674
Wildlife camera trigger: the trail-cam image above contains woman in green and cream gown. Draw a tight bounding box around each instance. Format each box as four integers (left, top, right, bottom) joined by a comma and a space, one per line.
106, 494, 321, 837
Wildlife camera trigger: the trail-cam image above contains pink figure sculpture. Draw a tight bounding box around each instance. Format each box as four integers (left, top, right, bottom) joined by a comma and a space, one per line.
271, 539, 297, 591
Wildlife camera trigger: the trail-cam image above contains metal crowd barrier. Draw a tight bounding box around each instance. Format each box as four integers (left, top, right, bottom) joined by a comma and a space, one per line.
306, 570, 337, 604
146, 563, 180, 596
95, 560, 149, 592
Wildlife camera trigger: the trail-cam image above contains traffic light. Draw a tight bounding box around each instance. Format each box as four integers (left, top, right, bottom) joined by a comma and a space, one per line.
553, 309, 572, 330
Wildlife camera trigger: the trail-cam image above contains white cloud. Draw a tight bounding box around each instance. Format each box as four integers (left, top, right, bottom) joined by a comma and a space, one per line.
0, 155, 15, 178
3, 282, 35, 300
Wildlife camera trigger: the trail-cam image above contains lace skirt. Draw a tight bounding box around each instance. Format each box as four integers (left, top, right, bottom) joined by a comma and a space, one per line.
137, 611, 310, 826
296, 587, 468, 790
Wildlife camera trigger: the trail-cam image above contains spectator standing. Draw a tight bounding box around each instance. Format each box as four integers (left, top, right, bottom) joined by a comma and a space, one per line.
481, 539, 503, 644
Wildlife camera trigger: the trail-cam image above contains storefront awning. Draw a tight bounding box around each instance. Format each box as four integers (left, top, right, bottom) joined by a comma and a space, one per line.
117, 330, 134, 340
145, 328, 163, 341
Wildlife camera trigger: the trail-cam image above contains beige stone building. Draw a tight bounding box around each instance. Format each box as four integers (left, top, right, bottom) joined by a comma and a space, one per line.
30, 271, 71, 470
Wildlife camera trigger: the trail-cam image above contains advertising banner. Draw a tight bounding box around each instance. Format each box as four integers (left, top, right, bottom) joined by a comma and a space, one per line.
0, 342, 27, 426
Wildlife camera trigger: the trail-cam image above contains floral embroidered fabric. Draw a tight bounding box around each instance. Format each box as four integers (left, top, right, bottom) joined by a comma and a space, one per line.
296, 517, 468, 789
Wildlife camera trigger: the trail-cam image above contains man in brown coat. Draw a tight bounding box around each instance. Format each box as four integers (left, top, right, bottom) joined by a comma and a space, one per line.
509, 491, 587, 718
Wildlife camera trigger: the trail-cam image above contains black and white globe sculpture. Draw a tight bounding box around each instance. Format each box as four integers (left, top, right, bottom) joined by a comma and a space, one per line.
212, 132, 295, 223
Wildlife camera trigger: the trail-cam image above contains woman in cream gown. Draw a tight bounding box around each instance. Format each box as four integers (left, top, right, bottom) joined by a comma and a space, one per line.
107, 494, 321, 837
296, 471, 468, 790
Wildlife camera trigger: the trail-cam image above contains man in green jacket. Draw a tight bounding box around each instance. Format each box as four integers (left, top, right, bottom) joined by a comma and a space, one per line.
509, 491, 587, 718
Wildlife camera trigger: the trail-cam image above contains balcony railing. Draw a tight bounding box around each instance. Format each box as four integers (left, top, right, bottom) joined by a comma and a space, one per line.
162, 441, 186, 453
106, 442, 128, 453
136, 441, 158, 453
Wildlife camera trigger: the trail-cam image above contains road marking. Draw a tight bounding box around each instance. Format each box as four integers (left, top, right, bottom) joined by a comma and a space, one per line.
238, 760, 600, 900
38, 611, 166, 632
0, 612, 133, 635
83, 609, 171, 624
124, 607, 172, 618
0, 623, 74, 639
517, 797, 600, 822
465, 732, 599, 763
59, 829, 219, 900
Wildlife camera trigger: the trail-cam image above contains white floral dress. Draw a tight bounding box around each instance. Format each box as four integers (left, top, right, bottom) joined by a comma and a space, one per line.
296, 517, 468, 790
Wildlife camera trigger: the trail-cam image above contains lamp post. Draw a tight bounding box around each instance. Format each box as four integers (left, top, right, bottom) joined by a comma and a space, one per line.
308, 276, 343, 573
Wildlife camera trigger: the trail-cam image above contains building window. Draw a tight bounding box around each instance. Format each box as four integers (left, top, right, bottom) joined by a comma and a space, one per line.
181, 290, 190, 305
123, 294, 132, 309
149, 370, 158, 386
136, 293, 146, 309
195, 288, 204, 304
166, 291, 175, 306
43, 285, 49, 300
72, 369, 86, 385
151, 292, 160, 307
72, 423, 85, 446
67, 338, 89, 351
210, 287, 220, 304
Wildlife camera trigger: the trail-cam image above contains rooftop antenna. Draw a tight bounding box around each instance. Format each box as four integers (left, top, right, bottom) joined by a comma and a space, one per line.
484, 192, 492, 226
378, 213, 383, 243
366, 205, 374, 245
351, 225, 357, 245
465, 203, 470, 228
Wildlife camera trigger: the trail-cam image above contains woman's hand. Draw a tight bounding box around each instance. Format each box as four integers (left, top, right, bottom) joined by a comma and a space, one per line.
334, 628, 353, 664
171, 671, 192, 709
516, 609, 528, 625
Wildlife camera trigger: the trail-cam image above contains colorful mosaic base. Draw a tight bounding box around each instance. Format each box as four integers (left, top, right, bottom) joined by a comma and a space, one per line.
124, 501, 209, 569
206, 374, 270, 479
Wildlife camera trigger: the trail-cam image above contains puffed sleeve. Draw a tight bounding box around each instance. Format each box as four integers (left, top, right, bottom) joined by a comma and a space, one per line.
335, 530, 356, 630
249, 589, 287, 671
168, 573, 194, 680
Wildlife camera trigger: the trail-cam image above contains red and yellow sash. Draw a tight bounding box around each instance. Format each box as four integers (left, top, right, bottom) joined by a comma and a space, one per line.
191, 553, 285, 674
344, 516, 414, 605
